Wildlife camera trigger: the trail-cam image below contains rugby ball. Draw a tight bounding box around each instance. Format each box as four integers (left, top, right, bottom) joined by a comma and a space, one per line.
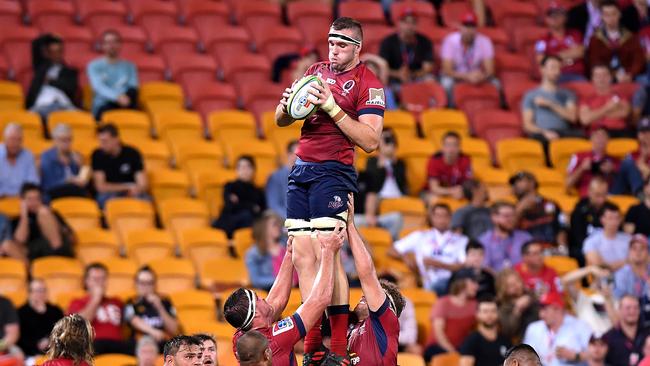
286, 75, 322, 120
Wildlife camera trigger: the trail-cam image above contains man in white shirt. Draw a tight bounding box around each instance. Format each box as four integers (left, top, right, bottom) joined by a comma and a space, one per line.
389, 203, 468, 294
523, 291, 593, 366
582, 203, 630, 271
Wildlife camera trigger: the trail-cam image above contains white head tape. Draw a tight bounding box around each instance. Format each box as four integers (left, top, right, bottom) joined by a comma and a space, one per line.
328, 31, 362, 47
241, 289, 257, 330
385, 290, 397, 315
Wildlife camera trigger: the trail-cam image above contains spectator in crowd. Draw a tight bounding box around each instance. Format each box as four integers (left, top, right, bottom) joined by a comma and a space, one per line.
613, 117, 650, 196
194, 334, 218, 366
579, 65, 632, 137
613, 234, 650, 300
265, 140, 296, 221
522, 55, 581, 164
26, 34, 78, 122
639, 335, 650, 366
42, 314, 93, 366
451, 179, 492, 240
535, 3, 587, 82
390, 203, 469, 294
478, 201, 532, 272
503, 344, 543, 366
423, 272, 479, 363
624, 177, 650, 237
355, 128, 405, 239
0, 213, 10, 243
136, 336, 159, 366
88, 30, 138, 119
570, 177, 611, 265
566, 128, 619, 197
622, 0, 650, 32
496, 269, 540, 343
515, 240, 562, 298
449, 242, 496, 299
603, 295, 650, 366
523, 291, 592, 366
17, 279, 64, 358
583, 203, 631, 271
163, 335, 202, 366
585, 335, 610, 366
124, 266, 178, 349
245, 211, 285, 291
92, 123, 148, 208
40, 123, 90, 202
567, 0, 605, 45
68, 262, 132, 355
440, 12, 496, 106
0, 123, 39, 197
235, 330, 271, 366
379, 9, 434, 87
212, 155, 266, 238
0, 295, 21, 364
1, 183, 74, 263
588, 1, 645, 83
459, 296, 512, 366
510, 171, 566, 247
425, 131, 472, 200
561, 266, 617, 335
361, 54, 399, 110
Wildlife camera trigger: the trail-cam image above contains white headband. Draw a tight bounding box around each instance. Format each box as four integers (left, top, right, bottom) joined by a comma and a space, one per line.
241, 289, 257, 330
328, 31, 362, 46
385, 291, 397, 315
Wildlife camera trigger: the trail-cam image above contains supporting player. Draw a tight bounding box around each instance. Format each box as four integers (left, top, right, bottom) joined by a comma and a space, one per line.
224, 227, 345, 366
236, 330, 272, 366
275, 16, 385, 366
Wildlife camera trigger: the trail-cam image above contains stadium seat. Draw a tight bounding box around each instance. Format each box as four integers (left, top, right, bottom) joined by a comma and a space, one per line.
31, 257, 83, 300
0, 110, 43, 141
200, 257, 249, 290
75, 229, 120, 265
461, 137, 492, 168
157, 198, 211, 239
420, 109, 469, 141
208, 109, 257, 142
192, 169, 237, 218
0, 258, 27, 294
540, 190, 578, 215
101, 109, 151, 141
149, 25, 200, 60
396, 138, 436, 195
0, 56, 8, 80
496, 138, 545, 173
140, 81, 185, 113
250, 25, 304, 65
233, 1, 282, 31
390, 1, 436, 27
169, 289, 217, 326
479, 26, 510, 53
549, 138, 592, 171
219, 53, 272, 92
130, 139, 171, 171
287, 1, 331, 47
90, 24, 148, 55
607, 138, 638, 159
563, 81, 596, 103
612, 82, 640, 101
527, 167, 565, 190
149, 169, 191, 202
384, 110, 418, 141
27, 0, 75, 30
495, 52, 534, 85
339, 1, 385, 25
262, 111, 303, 161
473, 166, 512, 201
379, 197, 426, 231
128, 0, 178, 32
99, 257, 137, 296
94, 354, 137, 366
48, 110, 96, 140
0, 197, 20, 218
51, 197, 101, 232
471, 109, 523, 154
4, 290, 27, 309
400, 81, 448, 113
453, 83, 501, 126
125, 229, 176, 265
233, 227, 254, 258
54, 290, 87, 312
0, 81, 26, 111
223, 138, 278, 187
358, 227, 392, 249
503, 78, 538, 113
363, 25, 397, 55
609, 195, 640, 214
182, 0, 229, 36
0, 0, 21, 26
397, 353, 425, 366
122, 51, 167, 84
105, 198, 156, 245
185, 82, 237, 118
202, 26, 252, 65
440, 1, 472, 27
0, 27, 39, 88
178, 227, 230, 271
512, 25, 548, 56
175, 141, 225, 172
544, 255, 578, 276
431, 352, 461, 366
77, 0, 128, 31
153, 110, 204, 142
491, 1, 538, 41
149, 258, 197, 295
44, 25, 94, 57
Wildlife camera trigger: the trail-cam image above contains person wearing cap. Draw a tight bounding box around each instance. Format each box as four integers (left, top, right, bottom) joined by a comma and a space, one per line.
588, 1, 645, 84
583, 203, 631, 272
379, 8, 434, 86
459, 296, 511, 366
566, 128, 619, 198
624, 177, 650, 237
515, 240, 562, 299
612, 117, 650, 196
585, 335, 610, 366
603, 295, 650, 366
579, 64, 632, 137
523, 291, 592, 366
478, 201, 532, 272
535, 3, 587, 82
613, 234, 650, 300
439, 11, 497, 107
569, 176, 612, 265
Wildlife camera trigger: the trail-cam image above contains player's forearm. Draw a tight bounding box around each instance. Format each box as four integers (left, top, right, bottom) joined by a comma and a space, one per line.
275, 104, 296, 127
336, 116, 380, 152
266, 249, 294, 317
348, 224, 377, 281
305, 249, 336, 309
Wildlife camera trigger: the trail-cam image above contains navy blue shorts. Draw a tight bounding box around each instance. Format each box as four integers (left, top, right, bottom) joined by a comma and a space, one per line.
287, 158, 358, 221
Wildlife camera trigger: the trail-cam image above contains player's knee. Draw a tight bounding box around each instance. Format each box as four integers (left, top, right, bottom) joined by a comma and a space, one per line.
310, 212, 348, 236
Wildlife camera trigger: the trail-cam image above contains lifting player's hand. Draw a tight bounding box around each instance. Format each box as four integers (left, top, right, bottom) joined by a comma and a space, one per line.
317, 221, 345, 253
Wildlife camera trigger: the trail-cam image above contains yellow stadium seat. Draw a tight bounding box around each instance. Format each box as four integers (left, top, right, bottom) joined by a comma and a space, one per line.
496, 138, 545, 173
384, 110, 418, 141
149, 169, 190, 202
262, 111, 303, 162
178, 227, 230, 271
182, 321, 235, 340
169, 289, 217, 325
401, 287, 437, 308
474, 166, 512, 202
34, 355, 49, 366
379, 256, 419, 289
355, 145, 378, 172
4, 290, 27, 308
380, 197, 427, 231
397, 138, 436, 195
0, 81, 24, 110
31, 256, 83, 300
125, 229, 176, 266
282, 288, 303, 318
224, 139, 278, 187
461, 137, 492, 167
99, 257, 138, 297
233, 227, 254, 258
51, 197, 101, 232
550, 138, 592, 172
153, 110, 204, 144
430, 196, 467, 212
105, 198, 156, 245
607, 138, 638, 159
609, 195, 639, 214
528, 167, 565, 190
158, 198, 210, 239
414, 298, 432, 345
0, 110, 42, 140
192, 169, 238, 218
101, 109, 151, 140
25, 137, 52, 164
431, 352, 461, 366
262, 110, 302, 136
208, 109, 257, 142
95, 354, 137, 366
539, 190, 578, 215
48, 110, 96, 140
217, 339, 238, 365
149, 258, 196, 295
0, 197, 20, 217
55, 290, 86, 312
129, 140, 171, 171
398, 353, 426, 366
544, 255, 578, 276
0, 258, 27, 294
71, 138, 98, 163
140, 81, 184, 113
200, 257, 248, 291
420, 109, 469, 141
358, 227, 392, 248
174, 141, 225, 172
76, 229, 120, 265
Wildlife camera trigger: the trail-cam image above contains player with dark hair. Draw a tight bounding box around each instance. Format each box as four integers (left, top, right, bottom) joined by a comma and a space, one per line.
275, 16, 386, 366
163, 335, 202, 366
503, 344, 543, 366
193, 333, 218, 366
236, 330, 272, 366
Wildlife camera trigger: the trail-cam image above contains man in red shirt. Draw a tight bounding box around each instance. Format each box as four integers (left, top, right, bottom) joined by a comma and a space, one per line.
68, 262, 132, 355
566, 127, 619, 196
613, 117, 650, 194
514, 241, 562, 298
535, 2, 587, 82
579, 64, 632, 136
426, 131, 472, 200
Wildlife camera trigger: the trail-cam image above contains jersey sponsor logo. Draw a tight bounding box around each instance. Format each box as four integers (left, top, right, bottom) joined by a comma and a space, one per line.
366, 88, 385, 107
327, 195, 343, 209
326, 78, 336, 85
272, 317, 295, 336
342, 80, 355, 95
349, 352, 361, 365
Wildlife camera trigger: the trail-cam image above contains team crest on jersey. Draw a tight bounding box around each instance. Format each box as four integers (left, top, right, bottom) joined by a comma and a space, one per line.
272, 317, 295, 336
342, 80, 355, 95
366, 88, 385, 107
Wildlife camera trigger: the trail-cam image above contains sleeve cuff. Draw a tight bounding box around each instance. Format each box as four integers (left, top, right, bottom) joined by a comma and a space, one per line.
370, 297, 390, 318
358, 108, 385, 117
293, 313, 307, 338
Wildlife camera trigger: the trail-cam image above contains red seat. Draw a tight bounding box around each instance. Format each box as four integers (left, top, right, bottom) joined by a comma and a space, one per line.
183, 0, 229, 37
390, 1, 437, 28
563, 81, 595, 103
203, 26, 251, 63
339, 1, 386, 26
234, 2, 282, 32
440, 1, 472, 28
122, 51, 166, 82
148, 25, 199, 59
0, 0, 22, 26
129, 0, 178, 34
401, 81, 448, 113
496, 52, 534, 85
28, 0, 75, 29
67, 51, 101, 86
185, 81, 238, 119
167, 53, 217, 87
502, 78, 538, 113
478, 27, 509, 53
219, 53, 271, 89
0, 55, 8, 79
490, 0, 538, 33
49, 25, 94, 57
76, 0, 128, 30
513, 26, 548, 55
239, 81, 284, 125
91, 24, 148, 54
472, 109, 523, 153
250, 25, 304, 64
287, 1, 332, 26
453, 83, 501, 126
0, 27, 39, 83
418, 26, 453, 50
363, 25, 396, 55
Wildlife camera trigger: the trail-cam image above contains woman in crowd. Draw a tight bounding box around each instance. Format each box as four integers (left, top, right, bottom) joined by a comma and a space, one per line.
496, 269, 540, 342
245, 211, 287, 291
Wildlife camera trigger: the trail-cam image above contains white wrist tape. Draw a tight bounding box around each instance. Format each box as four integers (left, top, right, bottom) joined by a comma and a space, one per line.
322, 94, 341, 117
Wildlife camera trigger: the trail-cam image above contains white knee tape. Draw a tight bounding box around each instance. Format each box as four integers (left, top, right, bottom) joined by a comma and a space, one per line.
285, 218, 312, 236
310, 211, 348, 237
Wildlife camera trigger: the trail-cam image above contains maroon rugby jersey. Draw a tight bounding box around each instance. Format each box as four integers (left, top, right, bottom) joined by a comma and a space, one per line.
348, 298, 399, 366
232, 314, 306, 366
296, 61, 385, 165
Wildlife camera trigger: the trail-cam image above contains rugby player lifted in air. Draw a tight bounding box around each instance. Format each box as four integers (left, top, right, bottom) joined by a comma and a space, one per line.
275, 17, 386, 366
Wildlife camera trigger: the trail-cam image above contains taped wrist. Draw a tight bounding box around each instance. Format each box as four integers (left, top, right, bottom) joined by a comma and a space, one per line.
322, 94, 342, 117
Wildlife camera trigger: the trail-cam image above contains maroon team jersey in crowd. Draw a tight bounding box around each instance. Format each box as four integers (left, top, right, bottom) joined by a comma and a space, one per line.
232, 313, 306, 366
296, 61, 385, 166
348, 298, 400, 366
